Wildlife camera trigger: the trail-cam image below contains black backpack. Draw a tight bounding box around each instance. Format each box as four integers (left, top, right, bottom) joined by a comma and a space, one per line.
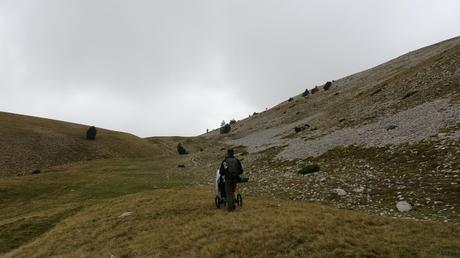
224, 157, 240, 179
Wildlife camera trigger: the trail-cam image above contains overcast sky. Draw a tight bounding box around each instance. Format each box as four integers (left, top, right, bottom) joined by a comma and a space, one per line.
1, 0, 459, 137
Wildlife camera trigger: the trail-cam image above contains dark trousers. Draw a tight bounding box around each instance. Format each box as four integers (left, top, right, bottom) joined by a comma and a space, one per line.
225, 180, 237, 211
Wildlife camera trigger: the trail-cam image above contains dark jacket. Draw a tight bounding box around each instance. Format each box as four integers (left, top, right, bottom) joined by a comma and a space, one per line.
219, 155, 243, 180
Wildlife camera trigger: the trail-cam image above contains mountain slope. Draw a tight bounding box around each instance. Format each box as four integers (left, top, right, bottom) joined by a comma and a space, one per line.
0, 112, 162, 176
203, 36, 460, 222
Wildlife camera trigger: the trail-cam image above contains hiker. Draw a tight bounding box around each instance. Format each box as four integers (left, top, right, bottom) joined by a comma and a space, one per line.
219, 149, 243, 211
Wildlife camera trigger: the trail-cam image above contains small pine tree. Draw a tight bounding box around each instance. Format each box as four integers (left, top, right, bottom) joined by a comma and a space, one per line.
324, 81, 332, 91
177, 143, 188, 155
220, 123, 231, 134
302, 89, 310, 97
298, 164, 320, 174
311, 86, 319, 94
86, 126, 97, 140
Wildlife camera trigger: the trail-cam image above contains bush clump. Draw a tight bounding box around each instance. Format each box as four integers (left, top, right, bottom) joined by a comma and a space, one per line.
311, 86, 319, 94
177, 143, 188, 155
298, 164, 320, 175
229, 119, 236, 125
302, 89, 310, 97
324, 81, 332, 91
86, 126, 97, 140
220, 123, 231, 134
294, 126, 303, 133
288, 97, 294, 102
402, 90, 418, 100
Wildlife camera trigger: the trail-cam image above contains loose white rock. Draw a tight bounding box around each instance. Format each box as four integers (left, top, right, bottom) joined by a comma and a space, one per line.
333, 188, 347, 196
353, 186, 365, 193
396, 201, 412, 212
118, 211, 134, 218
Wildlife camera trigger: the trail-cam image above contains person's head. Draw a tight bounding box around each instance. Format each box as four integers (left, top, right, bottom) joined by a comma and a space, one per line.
227, 149, 235, 157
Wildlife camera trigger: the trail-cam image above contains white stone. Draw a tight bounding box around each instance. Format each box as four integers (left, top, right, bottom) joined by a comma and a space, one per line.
353, 186, 365, 193
118, 211, 134, 218
333, 188, 347, 196
396, 201, 412, 212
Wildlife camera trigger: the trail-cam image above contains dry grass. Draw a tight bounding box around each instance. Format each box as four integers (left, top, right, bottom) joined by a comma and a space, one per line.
0, 112, 163, 176
4, 186, 460, 257
0, 158, 459, 257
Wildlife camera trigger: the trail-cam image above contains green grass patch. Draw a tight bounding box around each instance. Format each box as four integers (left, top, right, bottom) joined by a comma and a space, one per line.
0, 207, 81, 254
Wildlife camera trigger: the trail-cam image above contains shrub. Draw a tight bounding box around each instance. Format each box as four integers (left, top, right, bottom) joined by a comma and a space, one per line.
294, 126, 303, 133
177, 143, 188, 155
288, 97, 294, 102
402, 90, 418, 100
86, 126, 97, 140
253, 112, 258, 116
324, 81, 332, 91
311, 86, 319, 94
220, 123, 231, 134
302, 89, 310, 97
298, 164, 320, 175
386, 125, 397, 130
229, 119, 236, 125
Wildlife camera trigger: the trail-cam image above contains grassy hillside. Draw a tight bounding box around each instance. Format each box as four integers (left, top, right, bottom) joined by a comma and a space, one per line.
0, 159, 458, 257
0, 112, 162, 176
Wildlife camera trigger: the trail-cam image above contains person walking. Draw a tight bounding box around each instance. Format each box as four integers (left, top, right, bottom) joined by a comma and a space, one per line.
219, 149, 243, 211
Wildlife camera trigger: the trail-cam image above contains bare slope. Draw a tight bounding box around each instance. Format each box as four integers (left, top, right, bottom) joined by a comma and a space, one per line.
0, 112, 162, 176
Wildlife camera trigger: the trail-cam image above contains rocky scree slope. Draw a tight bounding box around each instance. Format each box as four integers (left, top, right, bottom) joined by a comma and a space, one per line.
206, 36, 460, 222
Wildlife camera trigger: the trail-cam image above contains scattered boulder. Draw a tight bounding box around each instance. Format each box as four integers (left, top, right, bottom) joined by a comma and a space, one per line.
333, 188, 347, 196
118, 211, 134, 218
396, 201, 412, 212
353, 186, 365, 193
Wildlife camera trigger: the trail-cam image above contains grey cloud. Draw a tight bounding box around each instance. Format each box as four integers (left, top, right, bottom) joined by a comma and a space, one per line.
0, 0, 459, 136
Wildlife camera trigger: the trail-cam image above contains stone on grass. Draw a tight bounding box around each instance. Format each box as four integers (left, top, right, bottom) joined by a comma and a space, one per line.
396, 201, 412, 212
118, 211, 134, 218
333, 188, 347, 196
353, 186, 365, 193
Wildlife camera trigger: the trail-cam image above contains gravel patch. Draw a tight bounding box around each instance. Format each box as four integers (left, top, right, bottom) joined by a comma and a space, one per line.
231, 113, 322, 153
278, 98, 460, 160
